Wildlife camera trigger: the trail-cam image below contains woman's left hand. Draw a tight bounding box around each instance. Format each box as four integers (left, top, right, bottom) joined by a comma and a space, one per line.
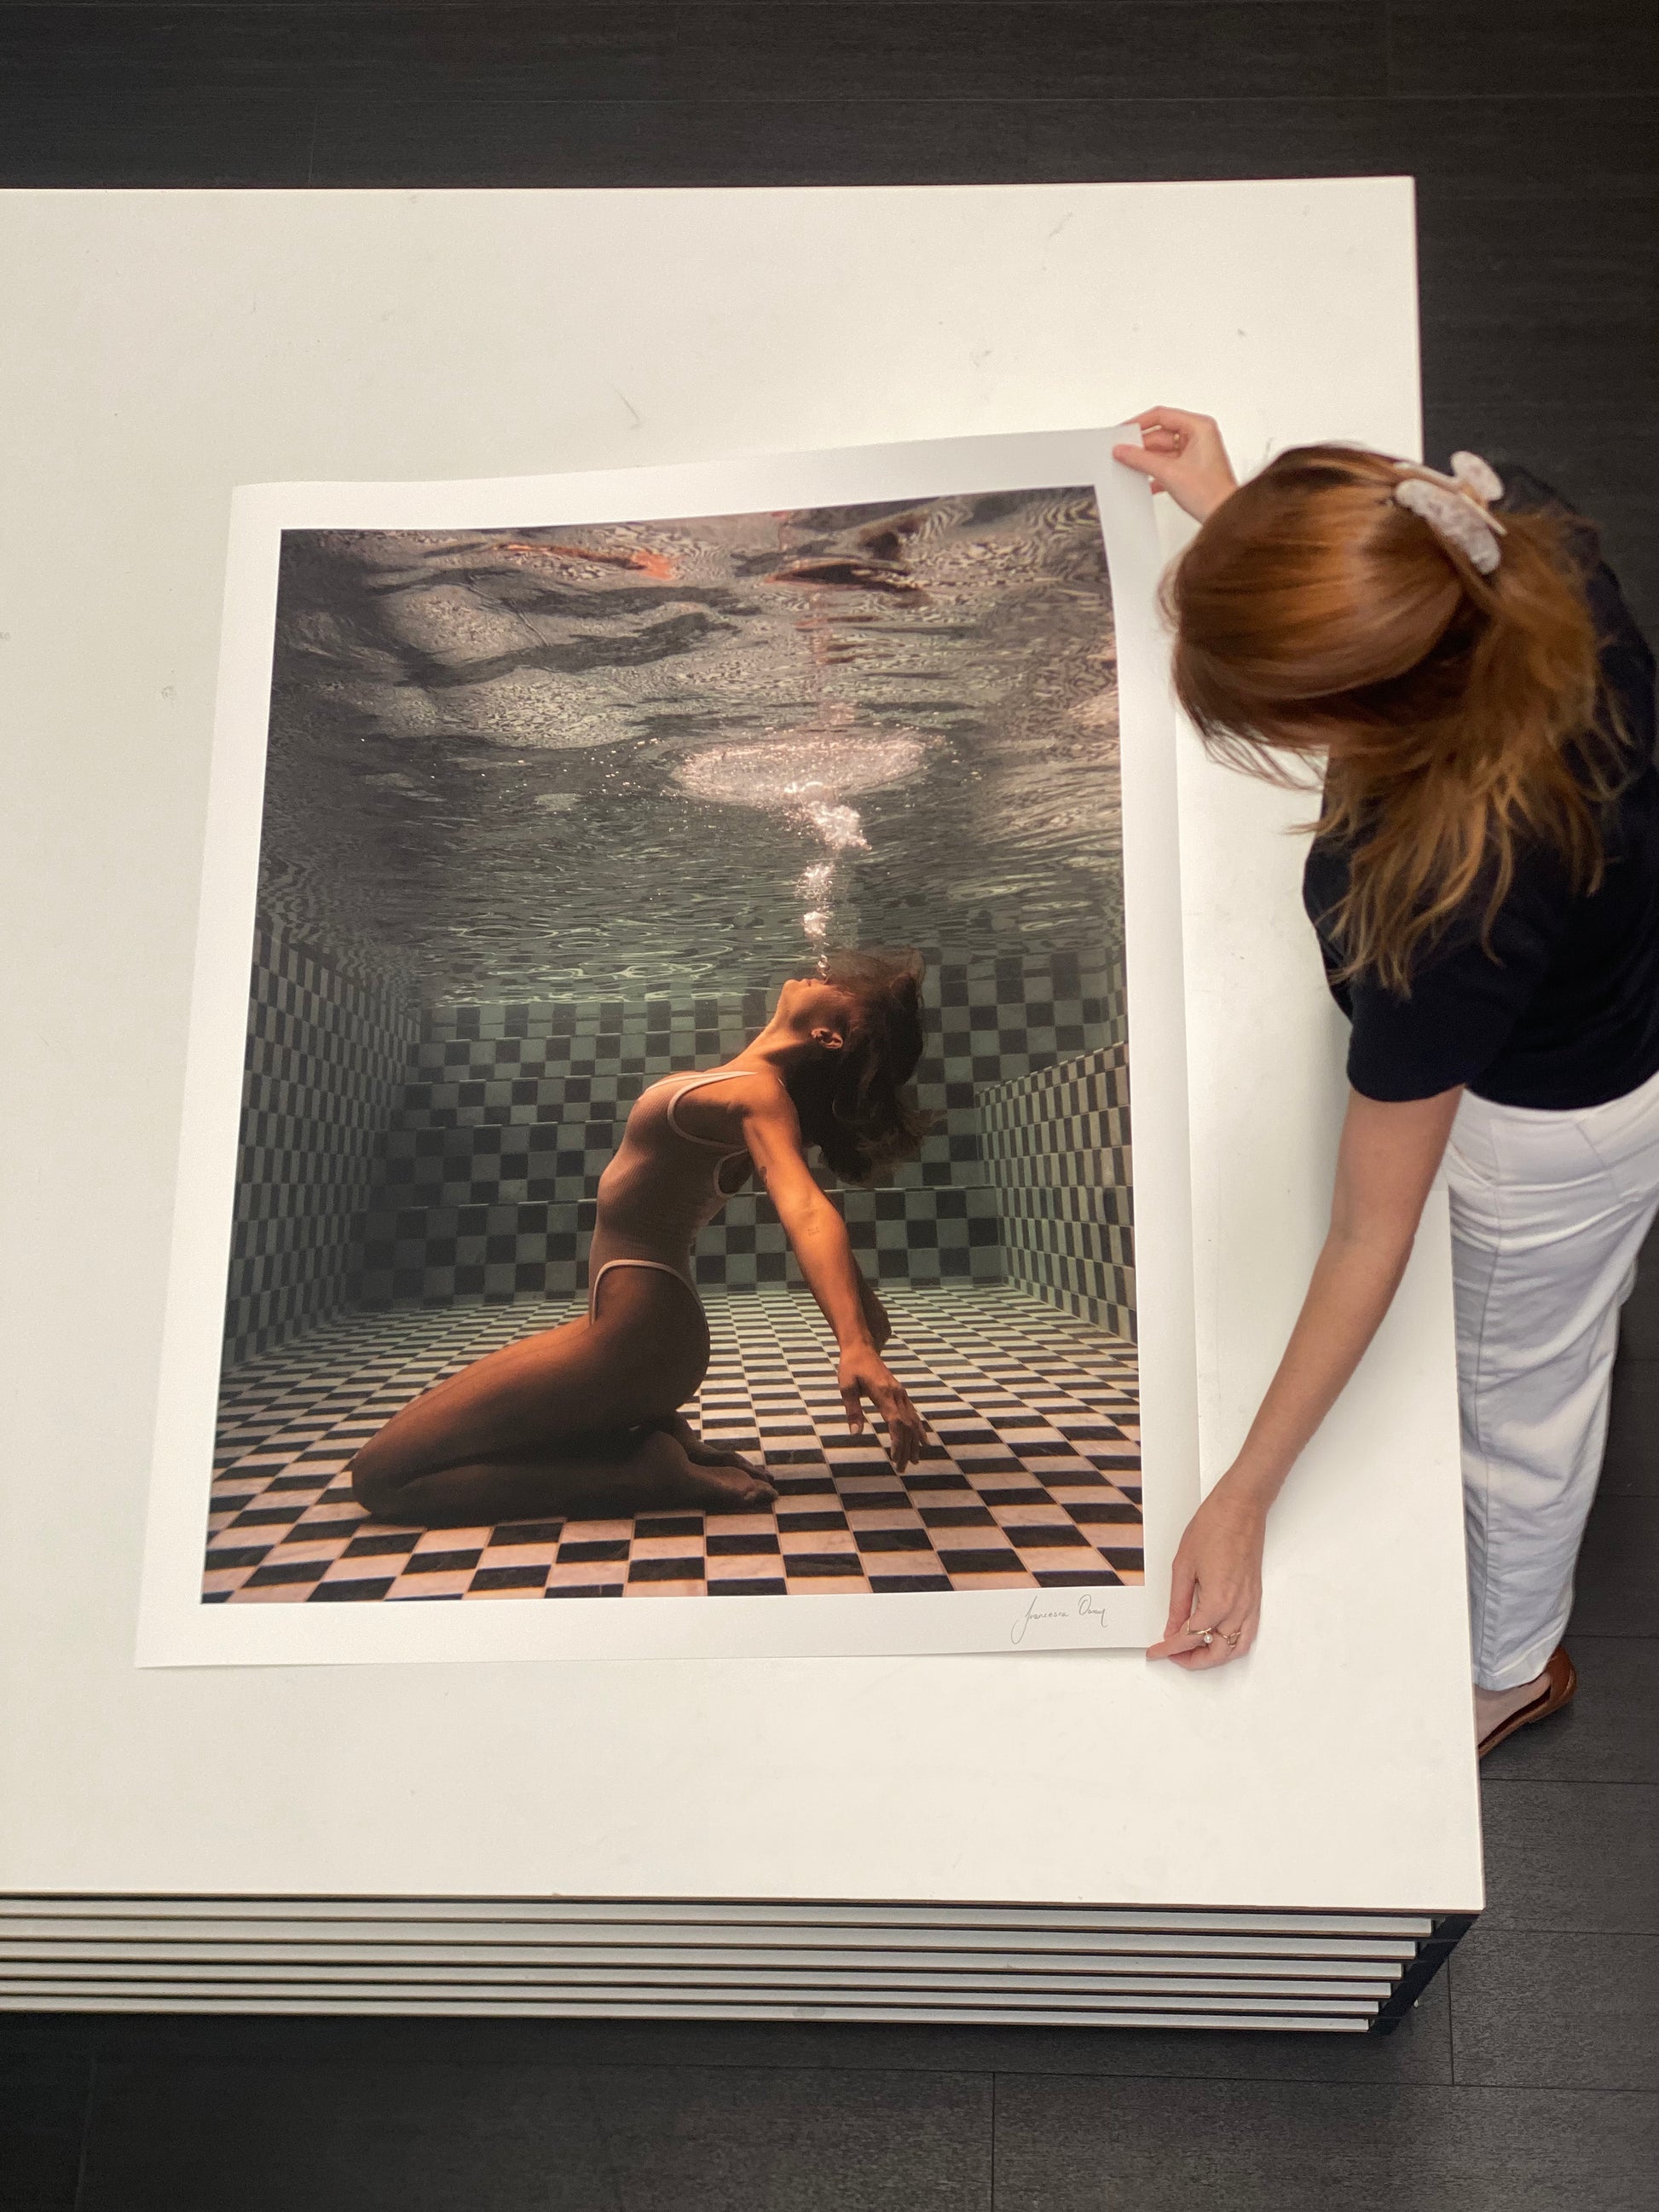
1147, 1478, 1265, 1669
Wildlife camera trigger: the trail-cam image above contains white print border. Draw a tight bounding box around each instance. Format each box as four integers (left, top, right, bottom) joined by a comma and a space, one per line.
136, 427, 1199, 1666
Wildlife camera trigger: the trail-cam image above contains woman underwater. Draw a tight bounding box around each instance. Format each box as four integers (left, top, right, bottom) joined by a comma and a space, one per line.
350, 950, 931, 1529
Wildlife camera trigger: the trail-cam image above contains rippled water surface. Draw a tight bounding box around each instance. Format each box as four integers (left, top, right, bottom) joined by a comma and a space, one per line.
260, 485, 1121, 998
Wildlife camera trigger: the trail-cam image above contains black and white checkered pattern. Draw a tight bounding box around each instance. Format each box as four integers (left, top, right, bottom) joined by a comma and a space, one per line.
982, 1039, 1135, 1338
225, 916, 421, 1366
203, 1285, 1142, 1603
352, 953, 1122, 1308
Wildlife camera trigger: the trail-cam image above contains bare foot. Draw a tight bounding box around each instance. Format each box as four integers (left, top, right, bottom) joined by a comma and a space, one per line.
548, 1429, 774, 1521
656, 1412, 769, 1482
1474, 1667, 1550, 1746
672, 1457, 779, 1514
627, 1422, 776, 1512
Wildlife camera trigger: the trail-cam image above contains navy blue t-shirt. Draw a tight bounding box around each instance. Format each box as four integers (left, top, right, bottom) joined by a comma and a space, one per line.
1303, 471, 1659, 1110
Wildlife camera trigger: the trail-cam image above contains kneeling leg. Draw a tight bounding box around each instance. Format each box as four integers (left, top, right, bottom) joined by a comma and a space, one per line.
354, 1424, 777, 1529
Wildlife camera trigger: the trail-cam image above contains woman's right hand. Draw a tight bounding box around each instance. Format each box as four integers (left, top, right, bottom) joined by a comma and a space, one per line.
1146, 1476, 1266, 1669
838, 1346, 927, 1473
1113, 407, 1238, 523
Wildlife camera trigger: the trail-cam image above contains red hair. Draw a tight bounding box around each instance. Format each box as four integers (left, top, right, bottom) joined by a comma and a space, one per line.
1166, 445, 1616, 993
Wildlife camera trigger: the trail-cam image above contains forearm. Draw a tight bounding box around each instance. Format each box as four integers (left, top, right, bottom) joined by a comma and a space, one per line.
1221, 1225, 1415, 1513
783, 1198, 877, 1351
855, 1267, 892, 1349
1147, 1034, 1458, 1666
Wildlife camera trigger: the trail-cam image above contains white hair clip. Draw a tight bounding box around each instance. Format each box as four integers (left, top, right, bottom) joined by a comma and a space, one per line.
1392, 451, 1507, 575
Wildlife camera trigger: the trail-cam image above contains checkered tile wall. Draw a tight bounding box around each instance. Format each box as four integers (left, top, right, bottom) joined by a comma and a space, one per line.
224, 916, 421, 1367
982, 1024, 1135, 1339
352, 952, 1121, 1308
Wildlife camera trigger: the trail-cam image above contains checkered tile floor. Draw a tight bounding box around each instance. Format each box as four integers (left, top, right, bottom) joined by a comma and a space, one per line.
205, 1285, 1142, 1603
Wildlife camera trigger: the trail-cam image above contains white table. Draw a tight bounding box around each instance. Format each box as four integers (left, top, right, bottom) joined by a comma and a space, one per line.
0, 179, 1482, 2027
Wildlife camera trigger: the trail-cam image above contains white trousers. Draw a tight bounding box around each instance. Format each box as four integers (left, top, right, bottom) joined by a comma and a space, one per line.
1447, 1061, 1659, 1690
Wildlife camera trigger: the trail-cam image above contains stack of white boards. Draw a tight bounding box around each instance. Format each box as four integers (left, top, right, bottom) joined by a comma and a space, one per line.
0, 181, 1483, 2037
0, 1898, 1468, 2032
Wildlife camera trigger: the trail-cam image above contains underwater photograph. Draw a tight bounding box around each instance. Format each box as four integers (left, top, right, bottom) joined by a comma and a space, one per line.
205, 484, 1142, 1608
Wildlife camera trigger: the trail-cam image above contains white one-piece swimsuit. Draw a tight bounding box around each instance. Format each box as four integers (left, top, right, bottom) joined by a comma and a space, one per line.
585, 1070, 754, 1318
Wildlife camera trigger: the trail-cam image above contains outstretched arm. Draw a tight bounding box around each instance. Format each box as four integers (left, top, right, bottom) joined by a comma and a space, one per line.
1148, 1083, 1463, 1668
854, 1267, 893, 1351
740, 1087, 925, 1470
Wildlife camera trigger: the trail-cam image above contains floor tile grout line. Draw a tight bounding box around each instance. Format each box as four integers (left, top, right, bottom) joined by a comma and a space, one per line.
36, 2034, 1484, 2096
38, 2039, 1659, 2099
1480, 1776, 1659, 1789
13, 90, 1659, 114
1444, 1938, 1462, 2088
0, 1, 1402, 11
70, 2044, 97, 2212
292, 87, 1659, 110
989, 2064, 998, 2210
22, 84, 1659, 113
1427, 2014, 1473, 2096
180, 90, 1659, 113
1456, 1924, 1659, 1938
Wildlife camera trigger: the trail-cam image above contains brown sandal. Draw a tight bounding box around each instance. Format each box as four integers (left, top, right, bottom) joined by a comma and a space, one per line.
1477, 1644, 1578, 1759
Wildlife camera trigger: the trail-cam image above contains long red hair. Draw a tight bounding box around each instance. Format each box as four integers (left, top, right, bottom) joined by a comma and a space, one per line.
1166, 445, 1616, 993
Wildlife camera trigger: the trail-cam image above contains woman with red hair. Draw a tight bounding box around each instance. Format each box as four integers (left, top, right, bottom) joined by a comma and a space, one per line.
1122, 411, 1658, 1756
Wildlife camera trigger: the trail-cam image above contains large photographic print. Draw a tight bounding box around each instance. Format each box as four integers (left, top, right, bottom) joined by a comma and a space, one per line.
139, 432, 1197, 1663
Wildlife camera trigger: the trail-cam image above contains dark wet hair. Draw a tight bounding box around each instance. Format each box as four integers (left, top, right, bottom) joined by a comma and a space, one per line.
785, 948, 931, 1186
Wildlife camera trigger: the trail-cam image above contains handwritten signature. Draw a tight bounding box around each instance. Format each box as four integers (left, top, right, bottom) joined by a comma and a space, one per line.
1009, 1588, 1119, 1646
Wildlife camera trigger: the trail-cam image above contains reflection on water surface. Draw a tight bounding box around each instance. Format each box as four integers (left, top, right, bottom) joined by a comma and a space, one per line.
261, 485, 1120, 998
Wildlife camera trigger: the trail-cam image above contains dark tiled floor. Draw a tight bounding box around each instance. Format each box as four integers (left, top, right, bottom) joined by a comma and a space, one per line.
4, 3, 1656, 2205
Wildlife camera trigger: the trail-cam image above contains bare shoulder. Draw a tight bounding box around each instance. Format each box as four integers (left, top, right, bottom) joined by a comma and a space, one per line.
673, 1068, 795, 1146
730, 1071, 813, 1180
729, 1069, 797, 1123
725, 1070, 802, 1146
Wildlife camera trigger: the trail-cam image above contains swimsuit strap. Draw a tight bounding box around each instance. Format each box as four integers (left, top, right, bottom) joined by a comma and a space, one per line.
665, 1069, 753, 1159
